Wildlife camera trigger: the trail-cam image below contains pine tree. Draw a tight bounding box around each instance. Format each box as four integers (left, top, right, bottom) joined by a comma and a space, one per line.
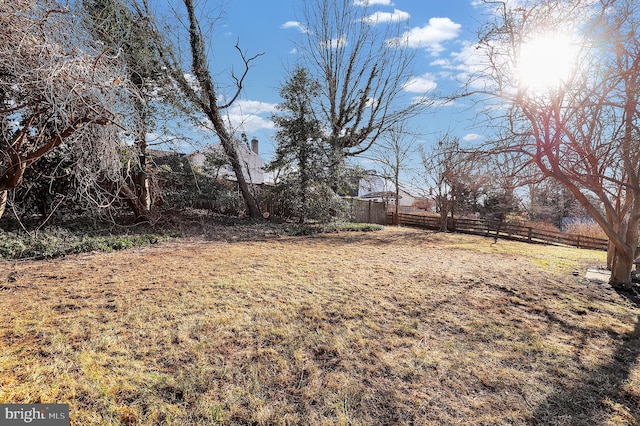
268, 67, 331, 222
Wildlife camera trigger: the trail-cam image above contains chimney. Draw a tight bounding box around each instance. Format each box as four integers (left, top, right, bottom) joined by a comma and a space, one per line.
251, 137, 259, 155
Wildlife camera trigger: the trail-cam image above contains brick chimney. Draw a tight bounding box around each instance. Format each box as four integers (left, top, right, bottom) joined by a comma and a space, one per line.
251, 137, 259, 155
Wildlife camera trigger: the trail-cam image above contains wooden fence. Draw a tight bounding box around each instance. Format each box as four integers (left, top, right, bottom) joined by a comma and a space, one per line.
387, 212, 609, 251
349, 199, 387, 225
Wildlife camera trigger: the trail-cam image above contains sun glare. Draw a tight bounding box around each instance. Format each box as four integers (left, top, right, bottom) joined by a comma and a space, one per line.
518, 33, 577, 91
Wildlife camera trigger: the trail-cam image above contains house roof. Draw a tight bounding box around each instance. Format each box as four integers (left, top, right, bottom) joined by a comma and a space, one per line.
148, 149, 185, 159
360, 191, 399, 200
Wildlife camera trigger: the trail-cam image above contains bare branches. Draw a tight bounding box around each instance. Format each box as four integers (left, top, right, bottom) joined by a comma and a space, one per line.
0, 0, 130, 216
298, 0, 425, 187
220, 42, 265, 110
468, 0, 640, 288
133, 0, 262, 217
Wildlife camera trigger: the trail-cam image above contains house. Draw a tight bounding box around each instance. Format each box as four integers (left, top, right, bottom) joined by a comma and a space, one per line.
188, 134, 266, 185
358, 170, 416, 208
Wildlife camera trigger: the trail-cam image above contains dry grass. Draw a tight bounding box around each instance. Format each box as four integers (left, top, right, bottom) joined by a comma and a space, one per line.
1, 226, 639, 425
565, 220, 609, 240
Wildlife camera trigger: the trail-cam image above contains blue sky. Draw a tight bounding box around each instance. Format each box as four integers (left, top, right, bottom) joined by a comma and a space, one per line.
161, 0, 491, 167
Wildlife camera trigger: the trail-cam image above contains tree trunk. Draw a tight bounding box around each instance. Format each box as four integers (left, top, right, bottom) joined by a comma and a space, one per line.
610, 249, 633, 291
136, 152, 151, 216
134, 101, 151, 216
438, 200, 448, 232
120, 183, 151, 223
182, 0, 261, 219
606, 207, 619, 270
0, 190, 7, 220
215, 130, 261, 218
394, 178, 400, 226
607, 217, 637, 291
328, 154, 341, 194
300, 152, 309, 223
137, 167, 151, 212
607, 241, 616, 270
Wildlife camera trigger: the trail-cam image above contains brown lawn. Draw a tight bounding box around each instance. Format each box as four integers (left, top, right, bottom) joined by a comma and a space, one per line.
0, 226, 638, 425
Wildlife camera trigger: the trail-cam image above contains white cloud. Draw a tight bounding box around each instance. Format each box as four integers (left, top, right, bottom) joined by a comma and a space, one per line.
281, 21, 306, 33
354, 0, 393, 6
226, 113, 275, 133
462, 133, 483, 142
409, 95, 432, 106
321, 37, 347, 49
407, 95, 455, 107
472, 0, 526, 10
429, 59, 450, 67
403, 73, 437, 93
365, 97, 378, 109
224, 100, 278, 133
425, 41, 493, 90
363, 9, 410, 24
233, 100, 278, 114
434, 98, 456, 107
398, 17, 462, 56
449, 41, 494, 89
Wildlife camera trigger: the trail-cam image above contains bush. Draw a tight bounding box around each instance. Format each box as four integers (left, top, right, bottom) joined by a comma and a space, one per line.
0, 229, 164, 260
283, 224, 325, 236
339, 222, 384, 232
0, 234, 27, 258
263, 182, 351, 224
564, 218, 607, 239
156, 157, 246, 216
282, 221, 383, 236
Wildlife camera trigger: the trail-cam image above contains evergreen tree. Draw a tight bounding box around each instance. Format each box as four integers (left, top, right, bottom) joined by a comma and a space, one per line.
268, 67, 333, 222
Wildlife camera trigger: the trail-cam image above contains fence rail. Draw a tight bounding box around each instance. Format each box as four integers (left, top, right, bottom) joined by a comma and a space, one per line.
387, 212, 609, 251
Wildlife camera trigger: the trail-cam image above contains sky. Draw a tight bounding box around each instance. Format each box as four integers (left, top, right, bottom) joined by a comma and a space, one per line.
156, 0, 493, 175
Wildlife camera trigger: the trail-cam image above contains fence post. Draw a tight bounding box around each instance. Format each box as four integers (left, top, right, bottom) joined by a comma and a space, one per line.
527, 227, 532, 242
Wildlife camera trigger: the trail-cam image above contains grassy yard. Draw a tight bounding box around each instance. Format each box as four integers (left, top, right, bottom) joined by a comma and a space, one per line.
0, 226, 639, 425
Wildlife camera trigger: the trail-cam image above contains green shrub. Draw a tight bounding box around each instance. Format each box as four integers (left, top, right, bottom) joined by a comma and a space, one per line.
339, 222, 384, 232
0, 230, 164, 260
283, 224, 324, 236
283, 221, 383, 236
0, 233, 27, 259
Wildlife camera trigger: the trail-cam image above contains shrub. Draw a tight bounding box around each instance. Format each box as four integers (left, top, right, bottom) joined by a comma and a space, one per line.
0, 234, 27, 259
339, 222, 384, 232
564, 218, 607, 239
0, 229, 164, 260
264, 182, 351, 224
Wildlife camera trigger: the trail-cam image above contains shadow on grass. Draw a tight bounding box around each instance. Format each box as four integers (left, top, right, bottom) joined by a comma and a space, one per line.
532, 315, 640, 425
615, 287, 640, 309
302, 226, 438, 246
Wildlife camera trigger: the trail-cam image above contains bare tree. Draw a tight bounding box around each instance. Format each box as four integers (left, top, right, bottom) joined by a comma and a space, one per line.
136, 0, 262, 218
480, 151, 531, 221
368, 123, 416, 225
418, 136, 479, 232
467, 0, 640, 290
83, 0, 179, 221
0, 0, 129, 219
526, 175, 588, 229
298, 0, 426, 191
